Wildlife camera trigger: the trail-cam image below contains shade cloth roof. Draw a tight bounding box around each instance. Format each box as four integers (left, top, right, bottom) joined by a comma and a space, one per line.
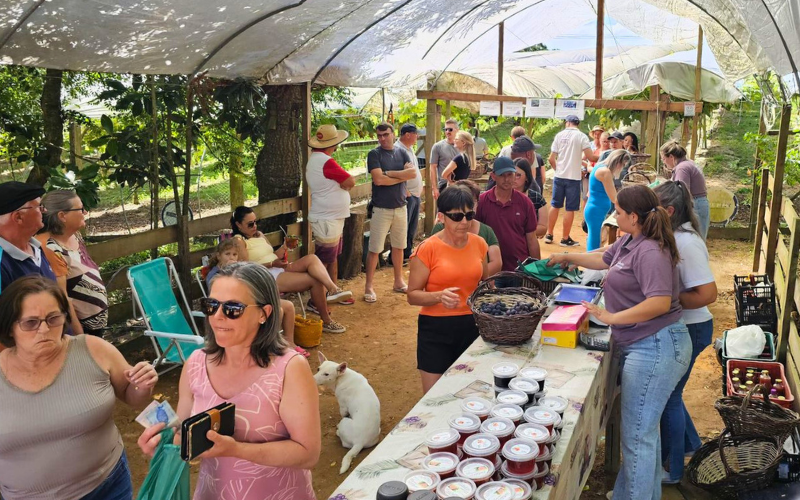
0, 0, 796, 96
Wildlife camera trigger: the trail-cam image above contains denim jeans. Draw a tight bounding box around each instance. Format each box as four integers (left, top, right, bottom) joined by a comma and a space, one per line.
694, 196, 710, 240
404, 195, 421, 260
660, 319, 713, 482
613, 322, 691, 500
80, 451, 133, 500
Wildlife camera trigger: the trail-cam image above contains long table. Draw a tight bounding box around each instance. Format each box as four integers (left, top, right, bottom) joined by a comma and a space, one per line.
328, 321, 620, 500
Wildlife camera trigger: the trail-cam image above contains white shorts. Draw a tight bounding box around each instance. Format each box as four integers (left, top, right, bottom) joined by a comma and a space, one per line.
368, 206, 408, 253
311, 218, 345, 244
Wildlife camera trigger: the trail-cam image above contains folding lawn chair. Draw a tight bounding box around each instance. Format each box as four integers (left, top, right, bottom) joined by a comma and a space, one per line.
195, 267, 209, 297
127, 257, 205, 375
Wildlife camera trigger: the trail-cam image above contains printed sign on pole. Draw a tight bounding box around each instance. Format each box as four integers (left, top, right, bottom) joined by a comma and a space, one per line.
555, 99, 585, 120
684, 102, 696, 117
502, 101, 524, 117
525, 98, 555, 118
479, 101, 501, 116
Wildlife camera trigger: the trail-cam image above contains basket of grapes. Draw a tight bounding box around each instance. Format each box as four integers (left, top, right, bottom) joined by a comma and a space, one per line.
468, 273, 548, 345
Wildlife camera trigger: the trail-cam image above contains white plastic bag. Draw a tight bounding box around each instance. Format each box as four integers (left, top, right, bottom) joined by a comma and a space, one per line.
725, 324, 766, 359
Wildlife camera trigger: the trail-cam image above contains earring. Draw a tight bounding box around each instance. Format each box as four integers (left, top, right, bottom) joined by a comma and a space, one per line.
260, 320, 265, 324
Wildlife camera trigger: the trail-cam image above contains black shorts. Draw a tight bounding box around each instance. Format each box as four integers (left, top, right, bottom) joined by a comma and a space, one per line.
417, 314, 480, 374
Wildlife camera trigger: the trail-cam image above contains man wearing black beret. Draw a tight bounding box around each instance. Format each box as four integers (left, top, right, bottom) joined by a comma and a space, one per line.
0, 181, 57, 294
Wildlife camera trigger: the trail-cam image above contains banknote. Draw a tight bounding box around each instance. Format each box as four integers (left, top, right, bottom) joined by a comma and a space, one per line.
135, 400, 179, 428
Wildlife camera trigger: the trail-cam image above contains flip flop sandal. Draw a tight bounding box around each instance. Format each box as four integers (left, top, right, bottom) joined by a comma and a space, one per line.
294, 346, 310, 358
392, 286, 408, 293
364, 292, 377, 303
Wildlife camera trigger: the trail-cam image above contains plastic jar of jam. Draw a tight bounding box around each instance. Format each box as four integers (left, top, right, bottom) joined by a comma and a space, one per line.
523, 407, 559, 434
518, 367, 547, 392
463, 434, 501, 463
462, 397, 494, 421
426, 428, 461, 455
496, 390, 529, 407
492, 363, 520, 389
456, 458, 496, 486
499, 460, 538, 487
504, 478, 533, 500
553, 412, 563, 431
436, 477, 477, 500
537, 396, 568, 418
475, 481, 515, 500
535, 444, 552, 470
410, 491, 438, 500
508, 378, 539, 406
533, 388, 547, 406
423, 452, 460, 480
449, 413, 482, 449
405, 470, 441, 493
377, 481, 409, 500
490, 404, 524, 425
501, 438, 540, 475
531, 462, 549, 490
513, 423, 549, 455
480, 417, 516, 447
493, 456, 503, 481
546, 429, 560, 448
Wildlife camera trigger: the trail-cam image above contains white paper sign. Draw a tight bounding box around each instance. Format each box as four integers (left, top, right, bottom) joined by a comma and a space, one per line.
502, 101, 524, 117
479, 101, 501, 116
684, 102, 696, 117
555, 99, 585, 120
525, 98, 555, 118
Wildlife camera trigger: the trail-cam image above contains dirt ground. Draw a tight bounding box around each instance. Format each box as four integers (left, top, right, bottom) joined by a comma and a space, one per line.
113, 207, 746, 500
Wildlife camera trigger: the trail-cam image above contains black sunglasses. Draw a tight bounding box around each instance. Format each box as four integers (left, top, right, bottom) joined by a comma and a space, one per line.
445, 128, 454, 132
246, 221, 256, 228
443, 211, 475, 222
200, 298, 263, 319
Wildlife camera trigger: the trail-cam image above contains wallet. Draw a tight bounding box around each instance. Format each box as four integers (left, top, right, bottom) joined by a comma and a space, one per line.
180, 402, 236, 461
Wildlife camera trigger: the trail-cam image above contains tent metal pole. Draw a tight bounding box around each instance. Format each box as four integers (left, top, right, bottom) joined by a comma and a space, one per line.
595, 0, 604, 100
690, 26, 703, 159
497, 22, 504, 96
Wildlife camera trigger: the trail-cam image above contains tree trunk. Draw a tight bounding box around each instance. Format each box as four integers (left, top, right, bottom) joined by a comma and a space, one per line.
230, 138, 245, 209
28, 68, 63, 185
338, 207, 366, 279
254, 84, 304, 231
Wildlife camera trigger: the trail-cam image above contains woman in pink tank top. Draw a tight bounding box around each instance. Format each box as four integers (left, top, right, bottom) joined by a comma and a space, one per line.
139, 262, 320, 500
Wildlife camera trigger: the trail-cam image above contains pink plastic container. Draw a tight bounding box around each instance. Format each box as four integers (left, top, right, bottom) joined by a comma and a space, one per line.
490, 404, 524, 425
423, 452, 460, 480
503, 478, 534, 500
496, 390, 528, 407
475, 481, 515, 500
518, 367, 547, 392
513, 423, 550, 455
449, 413, 482, 449
405, 470, 441, 493
480, 417, 516, 448
436, 477, 477, 500
501, 438, 539, 475
499, 460, 538, 488
461, 397, 493, 421
426, 428, 461, 455
463, 433, 501, 463
522, 407, 559, 434
531, 462, 549, 490
456, 458, 495, 486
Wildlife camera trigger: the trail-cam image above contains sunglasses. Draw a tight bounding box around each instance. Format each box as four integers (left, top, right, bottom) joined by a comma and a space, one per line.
443, 211, 475, 222
17, 313, 66, 332
62, 207, 88, 214
199, 298, 263, 319
445, 128, 454, 132
246, 221, 256, 228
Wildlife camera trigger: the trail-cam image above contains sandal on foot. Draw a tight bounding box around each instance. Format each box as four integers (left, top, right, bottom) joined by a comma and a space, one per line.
364, 292, 377, 303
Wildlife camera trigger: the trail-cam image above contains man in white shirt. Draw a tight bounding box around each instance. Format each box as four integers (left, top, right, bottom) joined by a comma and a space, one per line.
395, 123, 423, 260
546, 115, 598, 247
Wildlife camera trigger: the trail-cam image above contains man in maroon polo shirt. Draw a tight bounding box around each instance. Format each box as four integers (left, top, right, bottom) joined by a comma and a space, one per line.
476, 157, 540, 274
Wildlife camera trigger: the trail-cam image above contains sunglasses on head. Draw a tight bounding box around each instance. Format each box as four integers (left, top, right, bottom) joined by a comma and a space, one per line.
199, 298, 264, 319
443, 211, 475, 222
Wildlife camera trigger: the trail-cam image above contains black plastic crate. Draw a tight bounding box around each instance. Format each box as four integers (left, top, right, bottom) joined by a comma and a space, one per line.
734, 274, 777, 332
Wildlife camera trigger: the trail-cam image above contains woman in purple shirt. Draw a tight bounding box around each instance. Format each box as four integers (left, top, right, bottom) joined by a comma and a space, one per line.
660, 141, 709, 240
550, 184, 691, 500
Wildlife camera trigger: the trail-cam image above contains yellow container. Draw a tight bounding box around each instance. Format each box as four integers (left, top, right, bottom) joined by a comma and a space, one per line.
294, 315, 323, 348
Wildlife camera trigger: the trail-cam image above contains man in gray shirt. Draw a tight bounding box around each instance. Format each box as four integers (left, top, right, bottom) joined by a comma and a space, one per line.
429, 118, 459, 200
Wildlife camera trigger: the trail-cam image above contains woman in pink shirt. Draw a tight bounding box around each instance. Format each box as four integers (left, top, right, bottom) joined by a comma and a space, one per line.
138, 262, 320, 500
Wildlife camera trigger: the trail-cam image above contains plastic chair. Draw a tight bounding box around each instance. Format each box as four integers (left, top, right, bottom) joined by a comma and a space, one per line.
127, 258, 205, 374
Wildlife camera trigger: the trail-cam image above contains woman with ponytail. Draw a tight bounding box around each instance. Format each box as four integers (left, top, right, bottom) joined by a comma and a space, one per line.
548, 184, 691, 499
440, 131, 477, 183
654, 181, 717, 484
660, 141, 709, 239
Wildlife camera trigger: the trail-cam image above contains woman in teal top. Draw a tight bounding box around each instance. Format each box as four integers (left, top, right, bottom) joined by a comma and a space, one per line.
584, 150, 630, 250
431, 180, 502, 275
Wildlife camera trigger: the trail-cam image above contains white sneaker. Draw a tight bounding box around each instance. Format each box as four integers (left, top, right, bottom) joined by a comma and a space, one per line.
326, 289, 353, 303
606, 491, 613, 500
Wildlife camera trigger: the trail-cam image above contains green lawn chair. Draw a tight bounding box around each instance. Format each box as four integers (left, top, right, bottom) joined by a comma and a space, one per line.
127, 258, 205, 374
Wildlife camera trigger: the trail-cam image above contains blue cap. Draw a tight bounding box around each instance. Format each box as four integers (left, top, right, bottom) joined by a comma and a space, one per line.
492, 156, 516, 175
565, 114, 580, 124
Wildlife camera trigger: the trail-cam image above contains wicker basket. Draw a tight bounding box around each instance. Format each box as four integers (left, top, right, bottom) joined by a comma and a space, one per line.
621, 170, 655, 188
715, 384, 800, 442
686, 430, 782, 499
468, 272, 547, 345
294, 315, 323, 348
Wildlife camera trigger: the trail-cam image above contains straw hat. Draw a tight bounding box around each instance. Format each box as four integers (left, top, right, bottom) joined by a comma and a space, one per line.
308, 124, 349, 148
591, 125, 604, 133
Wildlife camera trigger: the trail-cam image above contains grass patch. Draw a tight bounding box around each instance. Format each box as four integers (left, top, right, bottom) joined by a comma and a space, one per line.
703, 103, 760, 180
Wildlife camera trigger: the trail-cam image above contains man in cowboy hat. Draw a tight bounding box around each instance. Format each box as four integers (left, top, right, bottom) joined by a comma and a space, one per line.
307, 124, 355, 299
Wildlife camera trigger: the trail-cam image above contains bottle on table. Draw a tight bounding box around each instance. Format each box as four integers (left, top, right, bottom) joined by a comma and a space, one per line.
774, 378, 786, 397
759, 370, 772, 393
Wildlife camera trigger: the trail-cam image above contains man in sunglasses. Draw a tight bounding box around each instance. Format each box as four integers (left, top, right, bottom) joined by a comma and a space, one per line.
0, 181, 57, 295
429, 118, 459, 200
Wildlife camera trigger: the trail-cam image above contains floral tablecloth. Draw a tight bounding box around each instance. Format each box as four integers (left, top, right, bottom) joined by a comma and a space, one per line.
328, 322, 619, 500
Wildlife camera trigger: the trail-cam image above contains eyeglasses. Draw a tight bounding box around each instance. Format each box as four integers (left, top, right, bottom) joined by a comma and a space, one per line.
17, 313, 66, 332
62, 207, 88, 214
445, 128, 454, 132
16, 205, 46, 213
443, 211, 475, 222
246, 221, 257, 228
199, 298, 263, 319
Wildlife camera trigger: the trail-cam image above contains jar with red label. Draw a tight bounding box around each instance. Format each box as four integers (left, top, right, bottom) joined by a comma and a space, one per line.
499, 460, 538, 488
480, 417, 516, 447
456, 458, 496, 486
490, 404, 524, 425
461, 397, 493, 421
423, 452, 460, 480
513, 423, 549, 455
503, 478, 533, 500
523, 407, 558, 434
449, 413, 482, 448
426, 428, 461, 455
496, 390, 528, 407
475, 481, 516, 500
501, 438, 540, 475
463, 433, 501, 463
405, 470, 441, 493
492, 362, 520, 389
535, 444, 552, 470
537, 396, 568, 418
436, 477, 477, 500
518, 367, 547, 392
531, 462, 549, 490
508, 378, 539, 405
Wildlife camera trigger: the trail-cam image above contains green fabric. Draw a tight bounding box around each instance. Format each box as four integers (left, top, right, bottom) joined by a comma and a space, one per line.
136, 428, 190, 500
129, 258, 203, 363
518, 258, 581, 283
431, 222, 498, 247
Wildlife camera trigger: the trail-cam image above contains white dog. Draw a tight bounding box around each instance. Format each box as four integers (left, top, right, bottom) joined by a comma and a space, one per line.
314, 352, 381, 474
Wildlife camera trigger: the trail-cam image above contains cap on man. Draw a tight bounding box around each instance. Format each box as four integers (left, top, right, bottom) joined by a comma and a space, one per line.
510, 136, 544, 191
0, 181, 56, 294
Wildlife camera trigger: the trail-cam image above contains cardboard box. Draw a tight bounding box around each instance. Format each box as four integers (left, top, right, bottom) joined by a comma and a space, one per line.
541, 305, 589, 349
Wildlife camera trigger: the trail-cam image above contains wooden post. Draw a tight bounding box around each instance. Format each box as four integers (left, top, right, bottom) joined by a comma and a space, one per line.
445, 100, 451, 120
595, 0, 604, 100
777, 214, 800, 361
680, 117, 690, 146
753, 168, 770, 272
338, 206, 366, 279
690, 26, 703, 159
424, 99, 440, 234
497, 22, 504, 95
381, 88, 386, 122
644, 85, 661, 169
301, 82, 313, 256
750, 104, 767, 240
765, 104, 793, 277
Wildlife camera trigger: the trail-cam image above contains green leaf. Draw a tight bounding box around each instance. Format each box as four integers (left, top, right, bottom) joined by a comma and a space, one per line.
105, 139, 118, 157
101, 114, 114, 134
104, 79, 126, 92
